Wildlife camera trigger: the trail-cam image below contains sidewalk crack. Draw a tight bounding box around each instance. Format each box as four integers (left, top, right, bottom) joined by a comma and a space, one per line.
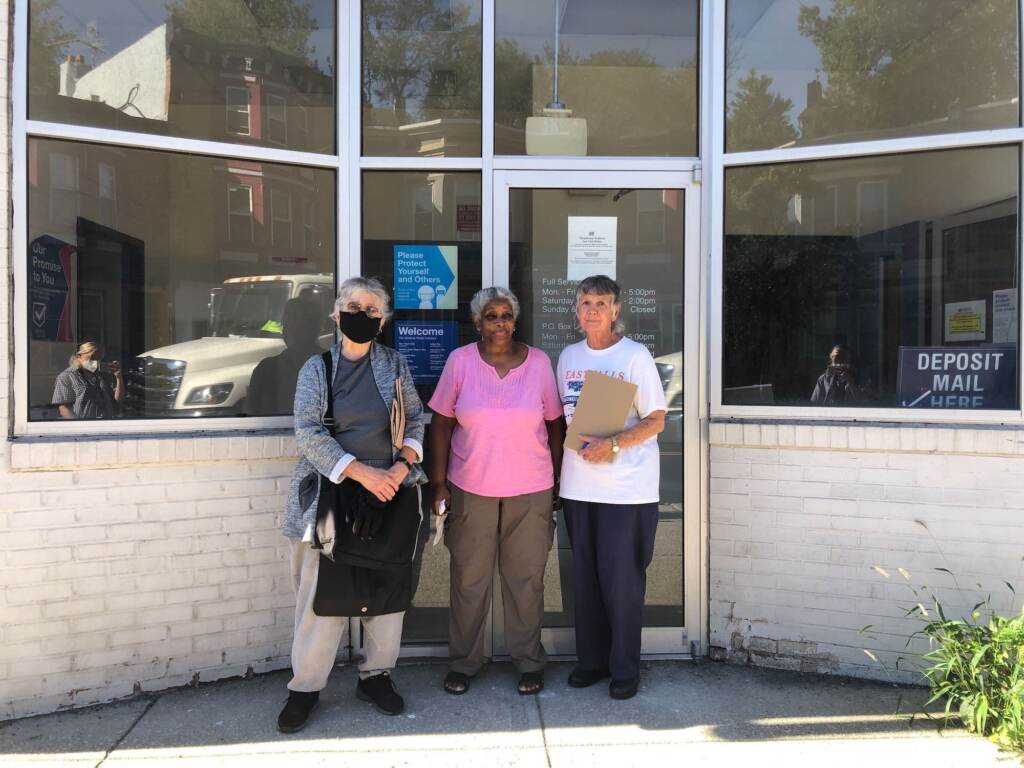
534, 697, 553, 768
93, 696, 157, 768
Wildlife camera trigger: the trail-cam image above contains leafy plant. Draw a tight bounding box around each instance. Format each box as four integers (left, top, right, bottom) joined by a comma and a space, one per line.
911, 583, 1024, 749
868, 552, 1024, 751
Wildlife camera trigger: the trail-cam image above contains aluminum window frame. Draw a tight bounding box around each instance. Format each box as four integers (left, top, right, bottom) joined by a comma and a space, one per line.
12, 0, 349, 437
270, 188, 294, 248
709, 0, 1024, 424
225, 85, 253, 137
227, 183, 255, 245
267, 93, 288, 146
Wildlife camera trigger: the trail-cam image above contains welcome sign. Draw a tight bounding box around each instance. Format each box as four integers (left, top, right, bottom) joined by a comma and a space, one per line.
897, 345, 1017, 409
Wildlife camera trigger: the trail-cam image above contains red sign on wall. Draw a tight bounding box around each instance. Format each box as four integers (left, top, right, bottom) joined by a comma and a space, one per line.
457, 204, 481, 232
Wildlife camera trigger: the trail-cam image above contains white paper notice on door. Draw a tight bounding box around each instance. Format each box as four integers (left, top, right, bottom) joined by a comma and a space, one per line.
993, 288, 1018, 344
567, 216, 617, 281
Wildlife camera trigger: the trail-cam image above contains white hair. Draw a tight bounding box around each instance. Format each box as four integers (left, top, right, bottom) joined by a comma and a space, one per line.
331, 276, 393, 322
470, 286, 520, 322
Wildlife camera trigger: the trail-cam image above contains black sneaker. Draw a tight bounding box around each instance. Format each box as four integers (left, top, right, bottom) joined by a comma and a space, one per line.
356, 672, 405, 715
609, 677, 639, 700
277, 690, 319, 733
567, 667, 611, 688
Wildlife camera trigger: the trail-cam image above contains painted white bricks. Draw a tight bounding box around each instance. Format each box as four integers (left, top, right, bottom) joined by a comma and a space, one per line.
710, 422, 1024, 681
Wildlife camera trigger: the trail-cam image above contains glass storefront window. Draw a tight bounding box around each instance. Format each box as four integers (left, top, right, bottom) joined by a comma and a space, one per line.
362, 170, 482, 643
508, 186, 684, 627
723, 146, 1020, 411
495, 0, 699, 157
29, 0, 336, 153
28, 138, 336, 421
362, 0, 483, 157
725, 0, 1020, 152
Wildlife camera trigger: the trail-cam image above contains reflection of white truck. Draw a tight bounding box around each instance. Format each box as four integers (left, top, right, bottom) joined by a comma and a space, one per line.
127, 275, 334, 417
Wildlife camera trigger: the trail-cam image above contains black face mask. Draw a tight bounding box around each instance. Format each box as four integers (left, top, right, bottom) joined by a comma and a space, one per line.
338, 310, 380, 344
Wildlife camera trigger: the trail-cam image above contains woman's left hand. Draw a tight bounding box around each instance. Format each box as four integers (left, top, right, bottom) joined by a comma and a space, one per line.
387, 462, 410, 486
579, 435, 615, 463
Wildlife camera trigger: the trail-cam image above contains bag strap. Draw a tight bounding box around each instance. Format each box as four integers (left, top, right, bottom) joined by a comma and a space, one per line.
391, 377, 405, 450
321, 351, 336, 437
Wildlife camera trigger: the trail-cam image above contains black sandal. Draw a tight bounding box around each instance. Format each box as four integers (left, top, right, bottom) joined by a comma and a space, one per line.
517, 671, 544, 696
444, 671, 471, 695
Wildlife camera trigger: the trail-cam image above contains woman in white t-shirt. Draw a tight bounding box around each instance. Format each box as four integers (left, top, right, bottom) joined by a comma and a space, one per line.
556, 275, 667, 701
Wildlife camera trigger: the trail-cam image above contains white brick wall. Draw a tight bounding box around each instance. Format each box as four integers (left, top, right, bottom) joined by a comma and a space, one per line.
709, 422, 1024, 681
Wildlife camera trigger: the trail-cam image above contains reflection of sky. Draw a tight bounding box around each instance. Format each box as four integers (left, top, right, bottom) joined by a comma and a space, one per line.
50, 0, 335, 72
498, 0, 699, 66
727, 0, 830, 124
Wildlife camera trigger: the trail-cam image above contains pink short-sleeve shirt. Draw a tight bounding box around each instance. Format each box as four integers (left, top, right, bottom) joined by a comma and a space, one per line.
428, 343, 562, 498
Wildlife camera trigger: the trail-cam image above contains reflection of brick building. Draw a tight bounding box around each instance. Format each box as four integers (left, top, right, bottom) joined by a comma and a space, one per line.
27, 133, 333, 414
46, 22, 333, 152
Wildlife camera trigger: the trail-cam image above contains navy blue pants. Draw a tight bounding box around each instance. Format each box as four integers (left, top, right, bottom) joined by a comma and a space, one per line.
562, 498, 659, 681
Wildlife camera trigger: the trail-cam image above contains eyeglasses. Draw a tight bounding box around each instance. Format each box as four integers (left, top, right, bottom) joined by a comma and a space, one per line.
483, 311, 515, 323
342, 302, 384, 319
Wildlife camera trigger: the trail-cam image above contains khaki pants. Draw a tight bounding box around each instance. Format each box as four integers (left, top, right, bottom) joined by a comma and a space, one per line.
287, 539, 404, 692
446, 485, 554, 675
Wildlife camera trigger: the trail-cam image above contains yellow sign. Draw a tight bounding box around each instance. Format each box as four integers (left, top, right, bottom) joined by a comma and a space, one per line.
949, 311, 982, 334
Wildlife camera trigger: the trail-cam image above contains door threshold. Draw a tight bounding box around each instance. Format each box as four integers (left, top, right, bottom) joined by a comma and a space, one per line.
394, 648, 696, 664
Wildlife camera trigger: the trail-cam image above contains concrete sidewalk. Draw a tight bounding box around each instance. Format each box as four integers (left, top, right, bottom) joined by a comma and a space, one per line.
1, 661, 1017, 768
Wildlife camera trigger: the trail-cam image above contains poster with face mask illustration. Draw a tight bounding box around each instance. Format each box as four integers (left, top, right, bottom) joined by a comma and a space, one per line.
393, 245, 458, 310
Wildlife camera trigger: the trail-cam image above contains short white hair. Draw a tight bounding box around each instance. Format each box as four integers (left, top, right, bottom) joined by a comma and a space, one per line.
470, 286, 520, 322
575, 274, 625, 336
331, 276, 393, 322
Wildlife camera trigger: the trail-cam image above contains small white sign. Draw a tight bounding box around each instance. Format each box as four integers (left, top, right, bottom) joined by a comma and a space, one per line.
944, 299, 987, 342
567, 216, 617, 281
993, 289, 1018, 345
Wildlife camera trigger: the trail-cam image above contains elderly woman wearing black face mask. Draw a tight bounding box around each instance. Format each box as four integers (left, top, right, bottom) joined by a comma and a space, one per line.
278, 277, 426, 733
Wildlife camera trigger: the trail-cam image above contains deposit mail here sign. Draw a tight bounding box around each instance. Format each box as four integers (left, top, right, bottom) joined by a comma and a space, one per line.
897, 346, 1017, 409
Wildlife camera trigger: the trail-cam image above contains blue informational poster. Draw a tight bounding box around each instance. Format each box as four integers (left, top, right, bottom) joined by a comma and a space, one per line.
393, 244, 458, 309
394, 320, 458, 384
897, 345, 1017, 409
30, 235, 76, 342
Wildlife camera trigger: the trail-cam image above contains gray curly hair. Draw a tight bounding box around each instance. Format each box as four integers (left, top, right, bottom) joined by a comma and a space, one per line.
331, 276, 393, 322
470, 286, 520, 323
575, 274, 625, 336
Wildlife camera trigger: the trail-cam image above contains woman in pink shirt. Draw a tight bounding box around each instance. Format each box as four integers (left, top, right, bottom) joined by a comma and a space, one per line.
428, 287, 565, 697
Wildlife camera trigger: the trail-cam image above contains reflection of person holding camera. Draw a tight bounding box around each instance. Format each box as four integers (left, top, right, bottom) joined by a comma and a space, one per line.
247, 298, 323, 416
52, 341, 122, 419
810, 344, 863, 405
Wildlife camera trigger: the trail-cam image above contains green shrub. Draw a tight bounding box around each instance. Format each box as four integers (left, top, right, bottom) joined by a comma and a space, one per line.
914, 590, 1024, 749
870, 561, 1024, 751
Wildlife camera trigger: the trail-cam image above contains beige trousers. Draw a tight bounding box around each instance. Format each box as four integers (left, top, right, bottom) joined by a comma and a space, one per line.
287, 539, 404, 692
446, 485, 554, 676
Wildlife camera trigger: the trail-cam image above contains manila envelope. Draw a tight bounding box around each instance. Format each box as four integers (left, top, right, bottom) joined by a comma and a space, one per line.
564, 370, 638, 452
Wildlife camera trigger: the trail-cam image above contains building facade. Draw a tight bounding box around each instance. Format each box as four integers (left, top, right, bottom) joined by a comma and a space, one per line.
2, 0, 1023, 718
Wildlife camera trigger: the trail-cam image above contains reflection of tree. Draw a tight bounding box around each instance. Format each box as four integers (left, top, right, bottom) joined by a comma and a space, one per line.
492, 40, 696, 154
724, 233, 870, 404
725, 71, 803, 230
494, 39, 534, 129
30, 0, 80, 95
362, 0, 480, 121
727, 71, 797, 152
167, 0, 320, 62
797, 0, 1017, 141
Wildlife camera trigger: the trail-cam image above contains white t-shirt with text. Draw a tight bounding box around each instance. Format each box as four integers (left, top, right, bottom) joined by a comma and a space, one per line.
557, 337, 667, 504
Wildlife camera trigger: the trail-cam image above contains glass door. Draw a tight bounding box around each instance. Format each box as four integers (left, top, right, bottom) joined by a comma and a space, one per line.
493, 170, 702, 656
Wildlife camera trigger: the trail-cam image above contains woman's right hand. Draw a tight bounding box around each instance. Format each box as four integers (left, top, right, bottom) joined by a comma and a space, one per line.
349, 463, 399, 503
431, 482, 451, 516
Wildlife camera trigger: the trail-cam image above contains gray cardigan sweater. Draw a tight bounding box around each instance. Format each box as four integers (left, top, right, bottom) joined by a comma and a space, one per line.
283, 342, 426, 540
